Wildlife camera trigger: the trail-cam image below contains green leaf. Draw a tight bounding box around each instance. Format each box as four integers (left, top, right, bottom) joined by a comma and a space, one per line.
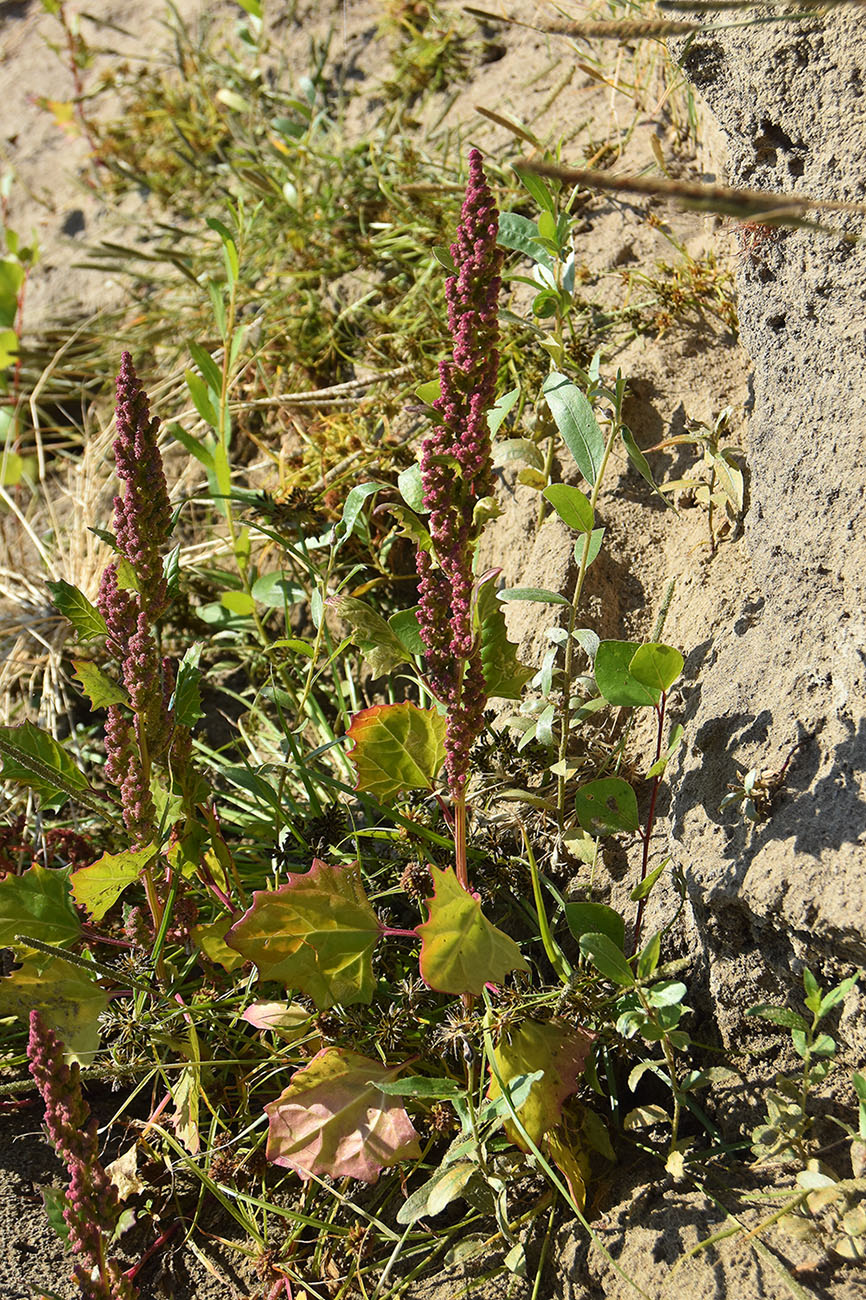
417, 865, 529, 995
415, 378, 441, 405
187, 340, 222, 395
637, 932, 661, 980
346, 702, 446, 802
542, 373, 605, 487
172, 643, 204, 727
497, 212, 554, 272
70, 845, 156, 922
376, 1075, 465, 1099
328, 595, 411, 677
388, 608, 425, 656
818, 974, 860, 1018
383, 503, 433, 552
334, 482, 383, 548
630, 858, 669, 901
220, 590, 256, 616
628, 643, 684, 694
487, 1020, 593, 1147
512, 166, 556, 214
575, 778, 639, 836
0, 722, 90, 810
487, 386, 520, 436
564, 902, 625, 951
646, 727, 684, 779
167, 421, 216, 471
46, 579, 108, 641
397, 463, 426, 512
594, 641, 659, 708
250, 572, 305, 608
493, 437, 544, 471
0, 955, 107, 1063
71, 662, 126, 711
620, 426, 672, 509
185, 369, 219, 428
745, 1004, 809, 1031
475, 581, 534, 700
226, 860, 382, 1009
397, 1161, 479, 1224
497, 587, 570, 606
542, 484, 594, 533
264, 1047, 421, 1183
575, 527, 605, 569
0, 863, 80, 956
432, 245, 457, 274
579, 933, 636, 987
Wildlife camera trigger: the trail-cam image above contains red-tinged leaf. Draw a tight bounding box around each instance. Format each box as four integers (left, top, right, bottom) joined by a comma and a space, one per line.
226, 859, 382, 1009
264, 1047, 421, 1183
70, 844, 156, 921
242, 1001, 314, 1042
487, 1019, 594, 1147
346, 702, 446, 801
417, 865, 529, 996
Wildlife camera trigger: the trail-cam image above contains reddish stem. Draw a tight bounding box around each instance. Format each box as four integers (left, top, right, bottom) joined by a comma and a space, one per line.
125, 1224, 179, 1283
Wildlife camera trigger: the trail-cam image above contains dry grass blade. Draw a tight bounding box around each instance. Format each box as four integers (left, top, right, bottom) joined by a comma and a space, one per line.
515, 158, 866, 224
465, 6, 700, 37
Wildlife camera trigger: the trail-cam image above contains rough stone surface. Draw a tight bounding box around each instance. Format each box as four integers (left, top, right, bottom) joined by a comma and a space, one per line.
661, 10, 866, 1053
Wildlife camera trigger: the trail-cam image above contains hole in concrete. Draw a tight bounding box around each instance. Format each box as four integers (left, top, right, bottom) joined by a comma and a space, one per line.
768, 313, 786, 332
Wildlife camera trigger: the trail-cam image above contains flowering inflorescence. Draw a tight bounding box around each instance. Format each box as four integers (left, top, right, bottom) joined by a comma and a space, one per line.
96, 353, 184, 845
416, 148, 503, 793
27, 1011, 137, 1300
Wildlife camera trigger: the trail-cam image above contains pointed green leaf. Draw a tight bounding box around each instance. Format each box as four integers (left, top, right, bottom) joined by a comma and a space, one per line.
564, 902, 625, 951
579, 932, 636, 987
328, 595, 411, 677
71, 662, 127, 711
0, 863, 80, 955
226, 860, 382, 1009
629, 643, 684, 694
397, 463, 426, 512
185, 369, 219, 429
383, 503, 433, 552
542, 373, 604, 486
745, 1004, 809, 1031
497, 212, 554, 272
0, 723, 111, 820
487, 386, 520, 436
487, 1019, 593, 1147
0, 955, 107, 1063
388, 607, 425, 656
575, 778, 639, 836
70, 845, 156, 922
575, 527, 605, 569
417, 865, 529, 995
476, 581, 534, 700
264, 1047, 421, 1183
187, 340, 223, 395
497, 587, 570, 606
46, 580, 108, 641
594, 641, 659, 707
542, 484, 594, 533
620, 426, 673, 509
346, 703, 446, 802
630, 857, 670, 901
397, 1161, 479, 1224
172, 643, 204, 727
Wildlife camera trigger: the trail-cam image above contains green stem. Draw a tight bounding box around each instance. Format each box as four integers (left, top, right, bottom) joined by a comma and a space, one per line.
556, 419, 620, 830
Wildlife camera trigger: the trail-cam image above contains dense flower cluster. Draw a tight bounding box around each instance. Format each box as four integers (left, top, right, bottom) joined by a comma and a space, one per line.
28, 1011, 137, 1300
96, 354, 179, 843
416, 148, 503, 792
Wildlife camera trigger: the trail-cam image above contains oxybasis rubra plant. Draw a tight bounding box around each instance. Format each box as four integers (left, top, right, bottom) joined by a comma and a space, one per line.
28, 1010, 137, 1300
416, 146, 503, 887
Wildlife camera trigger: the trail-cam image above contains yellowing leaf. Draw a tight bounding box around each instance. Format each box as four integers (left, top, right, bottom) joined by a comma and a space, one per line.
242, 1001, 313, 1042
226, 859, 382, 1009
172, 1064, 200, 1155
0, 956, 106, 1063
264, 1047, 421, 1183
71, 661, 127, 710
106, 1146, 145, 1201
0, 863, 80, 957
545, 1129, 589, 1210
192, 914, 247, 972
346, 703, 446, 801
487, 1019, 593, 1147
417, 866, 529, 995
70, 844, 156, 921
